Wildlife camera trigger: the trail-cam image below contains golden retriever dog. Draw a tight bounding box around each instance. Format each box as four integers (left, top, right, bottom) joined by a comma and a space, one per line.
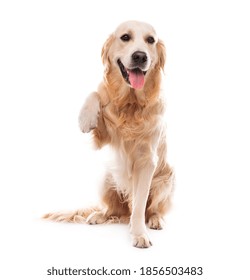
44, 20, 174, 248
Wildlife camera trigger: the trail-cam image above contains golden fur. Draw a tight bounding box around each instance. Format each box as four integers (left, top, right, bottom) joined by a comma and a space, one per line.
44, 21, 174, 248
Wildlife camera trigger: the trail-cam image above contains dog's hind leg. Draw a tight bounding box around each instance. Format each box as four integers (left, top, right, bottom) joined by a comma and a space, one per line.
146, 164, 175, 230
86, 173, 130, 225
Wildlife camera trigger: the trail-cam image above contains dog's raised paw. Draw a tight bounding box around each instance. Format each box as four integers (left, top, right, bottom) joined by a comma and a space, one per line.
78, 107, 99, 133
78, 92, 100, 133
132, 234, 152, 248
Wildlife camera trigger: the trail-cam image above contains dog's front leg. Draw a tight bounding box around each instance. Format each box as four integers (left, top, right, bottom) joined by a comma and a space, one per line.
130, 153, 158, 248
78, 92, 100, 133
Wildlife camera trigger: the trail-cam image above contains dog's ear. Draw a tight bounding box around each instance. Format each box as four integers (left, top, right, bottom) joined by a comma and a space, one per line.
101, 34, 114, 72
156, 39, 166, 71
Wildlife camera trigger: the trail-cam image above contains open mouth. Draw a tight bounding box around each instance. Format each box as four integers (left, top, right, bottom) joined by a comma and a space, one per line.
117, 59, 147, 90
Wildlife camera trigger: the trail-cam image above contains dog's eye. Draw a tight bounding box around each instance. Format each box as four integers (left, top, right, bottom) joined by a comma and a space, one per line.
120, 34, 131, 42
146, 36, 155, 44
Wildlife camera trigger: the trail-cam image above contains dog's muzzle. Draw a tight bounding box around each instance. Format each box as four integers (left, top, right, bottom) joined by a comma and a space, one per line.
117, 53, 148, 90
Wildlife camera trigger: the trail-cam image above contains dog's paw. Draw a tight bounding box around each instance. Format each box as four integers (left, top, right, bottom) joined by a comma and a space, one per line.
132, 234, 152, 248
78, 92, 100, 133
79, 110, 98, 133
148, 214, 164, 230
86, 211, 107, 225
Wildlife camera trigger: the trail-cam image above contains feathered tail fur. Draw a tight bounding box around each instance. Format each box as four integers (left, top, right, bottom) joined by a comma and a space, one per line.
43, 207, 99, 223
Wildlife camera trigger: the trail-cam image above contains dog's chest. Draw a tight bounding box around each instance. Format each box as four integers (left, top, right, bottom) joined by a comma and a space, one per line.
104, 102, 158, 142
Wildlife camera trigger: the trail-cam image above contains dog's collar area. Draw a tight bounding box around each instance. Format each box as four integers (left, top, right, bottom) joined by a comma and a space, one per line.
117, 59, 146, 89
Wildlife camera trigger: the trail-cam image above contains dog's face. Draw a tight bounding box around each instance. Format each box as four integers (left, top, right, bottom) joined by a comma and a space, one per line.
102, 21, 166, 90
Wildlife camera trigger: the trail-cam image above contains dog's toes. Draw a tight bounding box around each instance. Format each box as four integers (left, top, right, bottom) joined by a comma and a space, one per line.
79, 115, 97, 133
148, 214, 164, 230
86, 211, 107, 225
78, 92, 100, 133
132, 234, 152, 248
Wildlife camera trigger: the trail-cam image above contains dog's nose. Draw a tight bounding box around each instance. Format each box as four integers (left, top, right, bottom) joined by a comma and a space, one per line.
132, 51, 147, 64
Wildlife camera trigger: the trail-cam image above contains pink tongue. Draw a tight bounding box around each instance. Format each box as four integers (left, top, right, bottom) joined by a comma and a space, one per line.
128, 70, 145, 90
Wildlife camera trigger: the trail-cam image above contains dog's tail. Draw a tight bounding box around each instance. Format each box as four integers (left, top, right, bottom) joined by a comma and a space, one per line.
43, 207, 99, 223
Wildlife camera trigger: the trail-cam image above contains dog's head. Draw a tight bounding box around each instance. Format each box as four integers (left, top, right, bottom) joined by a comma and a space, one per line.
102, 21, 166, 90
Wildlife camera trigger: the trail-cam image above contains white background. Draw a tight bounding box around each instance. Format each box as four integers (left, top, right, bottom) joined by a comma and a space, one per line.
0, 0, 250, 279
